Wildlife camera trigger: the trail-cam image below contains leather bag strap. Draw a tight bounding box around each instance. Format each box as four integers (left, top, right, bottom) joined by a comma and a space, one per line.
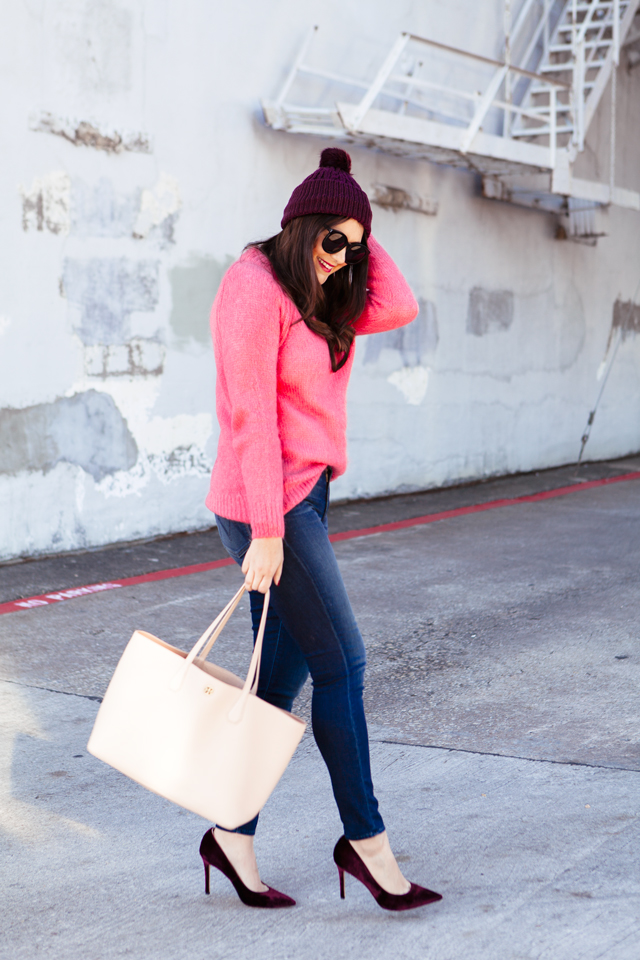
169, 585, 245, 692
169, 586, 271, 723
227, 588, 270, 724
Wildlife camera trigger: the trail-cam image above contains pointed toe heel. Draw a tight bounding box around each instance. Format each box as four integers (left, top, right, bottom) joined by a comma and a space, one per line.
333, 836, 442, 912
199, 830, 295, 908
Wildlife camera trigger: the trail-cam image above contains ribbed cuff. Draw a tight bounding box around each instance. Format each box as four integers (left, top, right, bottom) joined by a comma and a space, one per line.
250, 516, 285, 539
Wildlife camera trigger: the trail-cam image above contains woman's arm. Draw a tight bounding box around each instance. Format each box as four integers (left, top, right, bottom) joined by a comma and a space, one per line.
355, 236, 419, 335
214, 262, 286, 541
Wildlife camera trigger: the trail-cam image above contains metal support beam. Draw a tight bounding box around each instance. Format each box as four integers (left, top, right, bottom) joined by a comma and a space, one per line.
274, 25, 318, 108
349, 33, 411, 130
550, 86, 557, 168
461, 64, 509, 153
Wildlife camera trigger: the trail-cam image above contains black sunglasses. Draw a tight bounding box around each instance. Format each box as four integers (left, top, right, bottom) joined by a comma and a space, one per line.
321, 227, 369, 265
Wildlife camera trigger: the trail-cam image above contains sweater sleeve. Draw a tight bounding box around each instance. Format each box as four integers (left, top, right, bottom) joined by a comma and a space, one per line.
354, 235, 419, 335
214, 262, 286, 539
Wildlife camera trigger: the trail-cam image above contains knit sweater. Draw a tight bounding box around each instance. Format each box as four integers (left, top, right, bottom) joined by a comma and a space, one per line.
205, 236, 418, 538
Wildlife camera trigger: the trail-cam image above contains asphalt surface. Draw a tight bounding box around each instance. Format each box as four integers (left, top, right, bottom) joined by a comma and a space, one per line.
1, 455, 639, 959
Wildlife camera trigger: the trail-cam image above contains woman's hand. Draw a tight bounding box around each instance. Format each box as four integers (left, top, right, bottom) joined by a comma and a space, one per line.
241, 537, 284, 593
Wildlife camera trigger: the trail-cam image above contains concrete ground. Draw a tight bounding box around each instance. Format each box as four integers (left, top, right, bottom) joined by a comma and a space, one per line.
1, 457, 639, 960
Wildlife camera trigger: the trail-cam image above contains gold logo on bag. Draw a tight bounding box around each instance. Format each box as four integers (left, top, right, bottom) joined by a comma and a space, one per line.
204, 686, 214, 695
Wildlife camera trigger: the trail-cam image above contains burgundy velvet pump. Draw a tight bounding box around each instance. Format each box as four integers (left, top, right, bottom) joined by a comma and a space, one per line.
333, 836, 442, 912
199, 830, 295, 908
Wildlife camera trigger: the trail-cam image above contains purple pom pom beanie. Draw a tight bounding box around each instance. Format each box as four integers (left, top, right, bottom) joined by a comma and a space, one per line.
281, 148, 372, 237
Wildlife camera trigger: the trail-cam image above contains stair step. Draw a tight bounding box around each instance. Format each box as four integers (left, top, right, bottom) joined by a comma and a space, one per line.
522, 105, 572, 114
531, 82, 595, 93
539, 58, 607, 72
549, 40, 614, 52
539, 64, 575, 72
511, 125, 574, 137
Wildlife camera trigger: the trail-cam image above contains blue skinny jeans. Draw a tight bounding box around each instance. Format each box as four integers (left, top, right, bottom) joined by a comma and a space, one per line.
214, 469, 385, 841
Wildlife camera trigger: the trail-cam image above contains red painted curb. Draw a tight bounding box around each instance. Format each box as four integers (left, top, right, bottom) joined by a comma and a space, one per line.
0, 557, 235, 616
328, 470, 640, 542
1, 470, 638, 616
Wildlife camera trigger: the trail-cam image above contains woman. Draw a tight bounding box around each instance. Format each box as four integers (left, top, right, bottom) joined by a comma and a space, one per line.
202, 148, 442, 912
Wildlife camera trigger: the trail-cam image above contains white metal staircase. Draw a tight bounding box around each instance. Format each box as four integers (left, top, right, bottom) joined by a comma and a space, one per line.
511, 0, 633, 148
262, 0, 640, 228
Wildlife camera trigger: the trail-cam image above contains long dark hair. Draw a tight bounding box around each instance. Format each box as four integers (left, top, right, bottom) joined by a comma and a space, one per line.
248, 214, 368, 372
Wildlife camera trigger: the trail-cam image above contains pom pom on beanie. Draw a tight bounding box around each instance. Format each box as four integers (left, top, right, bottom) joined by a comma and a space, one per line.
281, 148, 372, 236
319, 147, 352, 173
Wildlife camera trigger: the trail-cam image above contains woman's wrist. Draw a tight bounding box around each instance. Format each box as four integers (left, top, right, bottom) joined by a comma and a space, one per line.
242, 537, 284, 593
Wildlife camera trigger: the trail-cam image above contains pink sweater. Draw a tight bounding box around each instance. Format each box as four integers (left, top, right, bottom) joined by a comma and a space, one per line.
206, 236, 418, 538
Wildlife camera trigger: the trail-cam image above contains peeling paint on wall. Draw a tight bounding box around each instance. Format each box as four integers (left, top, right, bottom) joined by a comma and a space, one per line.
69, 176, 178, 240
30, 112, 150, 154
71, 178, 138, 237
84, 338, 165, 378
62, 258, 159, 345
612, 299, 640, 340
94, 411, 213, 498
169, 255, 234, 345
20, 172, 71, 234
133, 173, 181, 244
0, 390, 138, 481
149, 446, 211, 481
466, 286, 514, 336
387, 365, 430, 405
370, 184, 438, 216
143, 413, 213, 482
364, 298, 438, 365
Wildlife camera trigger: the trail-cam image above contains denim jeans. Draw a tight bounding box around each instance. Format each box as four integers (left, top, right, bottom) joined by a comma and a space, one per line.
214, 469, 385, 841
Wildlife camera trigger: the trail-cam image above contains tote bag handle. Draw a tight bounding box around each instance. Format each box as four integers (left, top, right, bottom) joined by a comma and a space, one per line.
169, 585, 271, 724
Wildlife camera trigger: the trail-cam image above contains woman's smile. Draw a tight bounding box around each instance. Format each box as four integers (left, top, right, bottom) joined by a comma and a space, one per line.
317, 255, 336, 274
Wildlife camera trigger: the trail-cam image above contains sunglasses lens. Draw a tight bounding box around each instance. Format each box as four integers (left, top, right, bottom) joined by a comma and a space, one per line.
322, 231, 347, 254
345, 244, 368, 264
321, 228, 369, 265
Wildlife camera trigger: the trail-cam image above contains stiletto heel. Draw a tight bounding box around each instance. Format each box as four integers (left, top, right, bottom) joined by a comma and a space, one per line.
199, 830, 295, 908
333, 836, 442, 912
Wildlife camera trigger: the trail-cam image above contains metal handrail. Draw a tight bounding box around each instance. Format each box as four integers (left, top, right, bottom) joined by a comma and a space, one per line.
405, 32, 571, 87
341, 30, 575, 153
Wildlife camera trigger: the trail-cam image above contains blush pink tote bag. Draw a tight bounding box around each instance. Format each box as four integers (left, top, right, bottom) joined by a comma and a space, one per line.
87, 585, 306, 829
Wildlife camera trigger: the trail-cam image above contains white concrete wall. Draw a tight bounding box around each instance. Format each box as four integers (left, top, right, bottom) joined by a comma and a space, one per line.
1, 0, 639, 561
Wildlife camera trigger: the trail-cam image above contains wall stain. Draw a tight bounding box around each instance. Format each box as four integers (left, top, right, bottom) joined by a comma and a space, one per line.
69, 175, 179, 243
169, 255, 233, 345
612, 299, 640, 340
364, 298, 438, 365
0, 390, 138, 481
30, 113, 150, 154
370, 184, 438, 216
467, 287, 514, 336
71, 178, 138, 237
62, 257, 159, 345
